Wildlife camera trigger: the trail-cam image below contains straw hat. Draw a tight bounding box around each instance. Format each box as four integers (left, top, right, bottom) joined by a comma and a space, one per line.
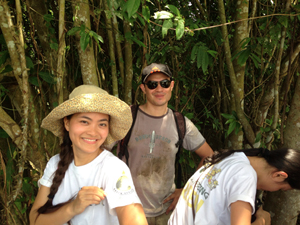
41, 85, 132, 146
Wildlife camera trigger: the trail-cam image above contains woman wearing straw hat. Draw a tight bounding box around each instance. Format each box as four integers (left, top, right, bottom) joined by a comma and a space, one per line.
29, 85, 148, 225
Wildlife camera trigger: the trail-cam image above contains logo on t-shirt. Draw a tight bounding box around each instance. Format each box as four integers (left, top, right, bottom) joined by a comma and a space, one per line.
113, 171, 134, 195
206, 167, 221, 190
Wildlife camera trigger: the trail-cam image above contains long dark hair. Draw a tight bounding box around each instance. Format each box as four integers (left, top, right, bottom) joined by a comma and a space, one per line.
36, 116, 74, 223
205, 148, 300, 189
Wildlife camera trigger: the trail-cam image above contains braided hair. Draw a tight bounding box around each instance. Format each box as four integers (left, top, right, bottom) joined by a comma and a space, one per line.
36, 116, 74, 222
205, 148, 300, 189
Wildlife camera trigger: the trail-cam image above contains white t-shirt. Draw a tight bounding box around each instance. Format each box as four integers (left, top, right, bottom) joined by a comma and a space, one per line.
168, 152, 257, 225
119, 108, 206, 217
39, 150, 142, 225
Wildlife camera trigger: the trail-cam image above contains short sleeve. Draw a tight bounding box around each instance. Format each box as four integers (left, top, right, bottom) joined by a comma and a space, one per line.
38, 154, 60, 188
182, 117, 206, 151
104, 159, 141, 216
226, 163, 257, 214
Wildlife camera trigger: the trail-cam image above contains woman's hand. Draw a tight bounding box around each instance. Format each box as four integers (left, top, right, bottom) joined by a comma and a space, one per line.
71, 186, 106, 215
253, 207, 271, 225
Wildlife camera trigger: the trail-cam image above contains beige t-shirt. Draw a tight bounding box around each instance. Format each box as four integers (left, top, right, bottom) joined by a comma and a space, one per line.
122, 108, 205, 217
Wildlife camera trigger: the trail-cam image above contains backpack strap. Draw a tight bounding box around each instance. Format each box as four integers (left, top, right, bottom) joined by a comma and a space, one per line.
118, 104, 139, 165
172, 109, 186, 188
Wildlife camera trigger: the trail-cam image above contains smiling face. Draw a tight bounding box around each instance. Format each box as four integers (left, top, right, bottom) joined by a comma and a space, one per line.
140, 72, 174, 108
64, 112, 109, 165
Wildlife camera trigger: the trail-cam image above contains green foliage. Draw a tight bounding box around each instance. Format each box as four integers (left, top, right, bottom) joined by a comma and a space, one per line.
0, 50, 9, 66
191, 42, 217, 73
0, 128, 9, 138
43, 14, 58, 50
142, 5, 151, 22
153, 5, 186, 40
126, 0, 141, 19
1, 0, 300, 221
222, 111, 241, 138
67, 25, 104, 51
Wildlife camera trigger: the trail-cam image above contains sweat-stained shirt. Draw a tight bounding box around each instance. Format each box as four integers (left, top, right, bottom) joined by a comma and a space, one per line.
119, 108, 206, 217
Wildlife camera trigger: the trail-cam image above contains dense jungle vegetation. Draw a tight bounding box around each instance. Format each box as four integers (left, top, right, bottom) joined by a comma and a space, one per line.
0, 0, 300, 224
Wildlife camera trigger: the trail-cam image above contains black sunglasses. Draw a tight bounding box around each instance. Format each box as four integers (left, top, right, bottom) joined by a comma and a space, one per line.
145, 79, 172, 90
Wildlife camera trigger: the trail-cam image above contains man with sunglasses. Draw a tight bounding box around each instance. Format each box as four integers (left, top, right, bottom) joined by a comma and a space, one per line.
119, 63, 213, 225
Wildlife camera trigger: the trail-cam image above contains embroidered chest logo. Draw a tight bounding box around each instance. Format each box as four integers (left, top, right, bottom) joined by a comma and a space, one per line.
206, 167, 221, 190
113, 171, 134, 195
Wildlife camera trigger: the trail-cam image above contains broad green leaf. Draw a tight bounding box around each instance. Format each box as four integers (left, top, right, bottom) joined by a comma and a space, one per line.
22, 180, 34, 195
26, 56, 34, 69
80, 24, 86, 36
38, 71, 56, 84
0, 128, 9, 138
207, 50, 218, 58
232, 111, 238, 119
67, 27, 81, 36
227, 122, 236, 136
166, 4, 180, 16
50, 43, 58, 51
225, 118, 235, 125
234, 122, 241, 134
132, 36, 146, 47
142, 5, 150, 22
29, 76, 39, 86
191, 45, 198, 61
89, 31, 104, 43
43, 14, 54, 22
80, 32, 89, 51
189, 159, 196, 168
126, 0, 140, 19
137, 14, 145, 26
107, 0, 113, 9
0, 65, 13, 74
237, 48, 251, 65
176, 19, 185, 40
250, 53, 261, 68
221, 113, 235, 120
255, 132, 262, 143
278, 16, 288, 28
240, 37, 251, 48
0, 35, 5, 46
202, 51, 209, 73
162, 19, 173, 38
153, 11, 174, 19
197, 48, 202, 68
0, 51, 9, 65
185, 113, 194, 120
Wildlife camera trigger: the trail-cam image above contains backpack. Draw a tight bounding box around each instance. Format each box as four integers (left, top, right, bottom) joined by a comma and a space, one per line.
117, 104, 186, 188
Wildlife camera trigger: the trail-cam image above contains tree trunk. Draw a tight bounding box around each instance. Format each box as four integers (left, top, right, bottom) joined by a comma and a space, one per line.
72, 0, 99, 86
57, 0, 67, 104
123, 21, 133, 105
218, 0, 255, 147
228, 0, 249, 149
103, 0, 118, 97
264, 66, 300, 225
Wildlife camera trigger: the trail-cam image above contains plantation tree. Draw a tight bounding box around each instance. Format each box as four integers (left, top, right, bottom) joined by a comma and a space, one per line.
0, 0, 300, 224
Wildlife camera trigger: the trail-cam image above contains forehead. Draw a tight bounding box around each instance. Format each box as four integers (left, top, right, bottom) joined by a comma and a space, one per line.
71, 112, 109, 120
146, 72, 170, 82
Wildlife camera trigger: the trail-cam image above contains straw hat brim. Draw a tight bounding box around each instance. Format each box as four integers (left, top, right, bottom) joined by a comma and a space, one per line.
41, 93, 132, 146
